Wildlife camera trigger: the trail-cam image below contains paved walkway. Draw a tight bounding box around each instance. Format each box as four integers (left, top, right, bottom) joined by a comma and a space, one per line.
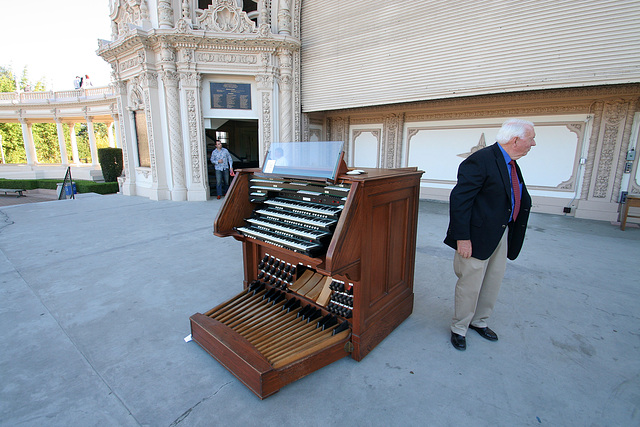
0, 188, 59, 207
0, 194, 638, 426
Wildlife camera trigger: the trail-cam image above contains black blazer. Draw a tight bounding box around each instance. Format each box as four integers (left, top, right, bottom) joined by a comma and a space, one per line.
444, 143, 531, 260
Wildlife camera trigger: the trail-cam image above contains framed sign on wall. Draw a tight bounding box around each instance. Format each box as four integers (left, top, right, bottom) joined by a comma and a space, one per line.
210, 83, 252, 110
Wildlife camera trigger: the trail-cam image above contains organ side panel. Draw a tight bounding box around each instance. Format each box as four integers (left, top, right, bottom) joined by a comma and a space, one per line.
350, 172, 422, 360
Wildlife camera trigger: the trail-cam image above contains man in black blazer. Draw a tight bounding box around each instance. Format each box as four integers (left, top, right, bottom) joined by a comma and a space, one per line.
444, 119, 535, 351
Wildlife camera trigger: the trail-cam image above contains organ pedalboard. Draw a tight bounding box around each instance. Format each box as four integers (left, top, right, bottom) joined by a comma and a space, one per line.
190, 143, 423, 399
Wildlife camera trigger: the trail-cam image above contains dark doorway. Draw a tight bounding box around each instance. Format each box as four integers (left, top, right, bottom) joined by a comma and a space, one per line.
206, 119, 259, 196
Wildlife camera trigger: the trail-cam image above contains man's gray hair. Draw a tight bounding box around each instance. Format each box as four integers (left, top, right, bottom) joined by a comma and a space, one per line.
496, 119, 534, 144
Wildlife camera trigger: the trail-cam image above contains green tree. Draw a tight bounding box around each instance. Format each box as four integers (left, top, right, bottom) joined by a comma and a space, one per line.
0, 66, 24, 163
0, 65, 55, 164
0, 66, 16, 92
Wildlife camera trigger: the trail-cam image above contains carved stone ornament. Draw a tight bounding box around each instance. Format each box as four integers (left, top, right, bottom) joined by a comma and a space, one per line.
256, 74, 274, 91
196, 0, 257, 33
179, 72, 200, 88
158, 0, 174, 28
196, 52, 258, 65
277, 0, 292, 35
110, 0, 151, 39
593, 100, 629, 198
186, 90, 202, 184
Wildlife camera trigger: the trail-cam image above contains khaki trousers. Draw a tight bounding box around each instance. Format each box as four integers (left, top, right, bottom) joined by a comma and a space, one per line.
451, 228, 508, 336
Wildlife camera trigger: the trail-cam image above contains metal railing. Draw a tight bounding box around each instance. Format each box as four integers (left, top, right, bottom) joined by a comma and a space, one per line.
0, 86, 115, 105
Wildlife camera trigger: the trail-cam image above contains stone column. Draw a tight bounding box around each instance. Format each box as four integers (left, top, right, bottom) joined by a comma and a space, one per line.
278, 0, 292, 35
85, 117, 99, 166
69, 123, 80, 164
161, 44, 187, 201
55, 119, 69, 165
19, 119, 37, 164
158, 0, 174, 28
277, 49, 293, 143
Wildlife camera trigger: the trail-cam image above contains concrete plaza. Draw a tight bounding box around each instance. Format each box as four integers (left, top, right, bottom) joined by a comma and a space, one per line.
0, 193, 638, 426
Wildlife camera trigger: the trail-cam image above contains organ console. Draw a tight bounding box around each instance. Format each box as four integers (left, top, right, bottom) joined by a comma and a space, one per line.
190, 141, 423, 399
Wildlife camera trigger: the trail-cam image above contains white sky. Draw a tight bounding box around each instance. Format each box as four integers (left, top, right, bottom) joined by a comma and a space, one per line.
0, 0, 113, 91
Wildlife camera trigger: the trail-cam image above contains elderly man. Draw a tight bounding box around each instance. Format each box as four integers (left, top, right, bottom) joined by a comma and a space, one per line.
444, 119, 536, 351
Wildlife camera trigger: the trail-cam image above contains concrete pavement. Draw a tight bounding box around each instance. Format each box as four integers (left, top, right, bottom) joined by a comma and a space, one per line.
0, 194, 638, 426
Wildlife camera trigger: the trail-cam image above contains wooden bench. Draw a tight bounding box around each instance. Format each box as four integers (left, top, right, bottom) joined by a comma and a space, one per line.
0, 188, 26, 197
620, 194, 640, 230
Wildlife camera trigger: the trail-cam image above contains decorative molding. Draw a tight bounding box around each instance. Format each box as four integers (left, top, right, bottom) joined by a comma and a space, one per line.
196, 52, 258, 65
161, 70, 180, 87
142, 90, 158, 183
593, 100, 628, 198
555, 123, 584, 191
119, 50, 145, 72
255, 74, 274, 91
383, 113, 404, 168
196, 0, 257, 34
352, 128, 381, 167
325, 84, 640, 117
111, 0, 150, 40
612, 101, 637, 201
179, 72, 200, 88
186, 90, 202, 184
136, 167, 151, 179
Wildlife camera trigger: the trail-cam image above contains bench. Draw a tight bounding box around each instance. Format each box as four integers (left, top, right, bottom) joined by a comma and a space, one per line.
620, 194, 640, 231
0, 188, 26, 197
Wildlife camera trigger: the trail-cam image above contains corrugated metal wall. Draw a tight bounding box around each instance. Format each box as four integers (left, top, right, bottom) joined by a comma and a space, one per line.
300, 0, 640, 112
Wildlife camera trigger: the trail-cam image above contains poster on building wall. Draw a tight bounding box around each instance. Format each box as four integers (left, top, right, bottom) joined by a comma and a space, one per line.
210, 83, 252, 110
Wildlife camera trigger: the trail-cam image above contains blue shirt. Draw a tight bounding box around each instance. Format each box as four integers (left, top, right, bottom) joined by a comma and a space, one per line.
210, 147, 233, 171
498, 144, 522, 222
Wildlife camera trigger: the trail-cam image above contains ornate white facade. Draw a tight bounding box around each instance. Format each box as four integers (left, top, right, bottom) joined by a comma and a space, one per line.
92, 0, 640, 221
98, 0, 301, 201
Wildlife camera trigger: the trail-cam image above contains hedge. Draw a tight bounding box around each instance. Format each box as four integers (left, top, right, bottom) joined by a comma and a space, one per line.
0, 178, 119, 195
98, 148, 123, 182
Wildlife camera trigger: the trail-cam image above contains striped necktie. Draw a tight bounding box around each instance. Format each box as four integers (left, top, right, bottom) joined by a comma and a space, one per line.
510, 160, 521, 221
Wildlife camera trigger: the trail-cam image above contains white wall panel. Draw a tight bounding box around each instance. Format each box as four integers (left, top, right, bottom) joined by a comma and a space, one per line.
301, 0, 640, 111
351, 126, 381, 167
406, 118, 586, 194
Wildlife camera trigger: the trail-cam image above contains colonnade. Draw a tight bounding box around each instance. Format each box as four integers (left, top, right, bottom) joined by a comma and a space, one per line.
16, 118, 118, 166
0, 86, 119, 170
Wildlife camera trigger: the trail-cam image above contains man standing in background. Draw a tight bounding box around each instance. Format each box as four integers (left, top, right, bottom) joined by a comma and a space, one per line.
210, 139, 234, 200
444, 119, 536, 351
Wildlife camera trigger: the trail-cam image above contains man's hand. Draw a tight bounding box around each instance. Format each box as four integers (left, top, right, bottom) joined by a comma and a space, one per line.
457, 240, 472, 258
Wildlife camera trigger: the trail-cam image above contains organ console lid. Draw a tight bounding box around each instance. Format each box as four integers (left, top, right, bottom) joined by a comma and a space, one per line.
261, 141, 347, 182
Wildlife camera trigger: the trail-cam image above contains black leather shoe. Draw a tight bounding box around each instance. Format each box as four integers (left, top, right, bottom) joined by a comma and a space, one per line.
469, 325, 498, 341
451, 332, 466, 351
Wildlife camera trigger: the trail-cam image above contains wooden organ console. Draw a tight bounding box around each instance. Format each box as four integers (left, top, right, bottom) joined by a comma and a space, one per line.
190, 142, 423, 399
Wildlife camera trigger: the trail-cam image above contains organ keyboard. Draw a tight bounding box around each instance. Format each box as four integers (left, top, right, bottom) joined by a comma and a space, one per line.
190, 143, 423, 399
